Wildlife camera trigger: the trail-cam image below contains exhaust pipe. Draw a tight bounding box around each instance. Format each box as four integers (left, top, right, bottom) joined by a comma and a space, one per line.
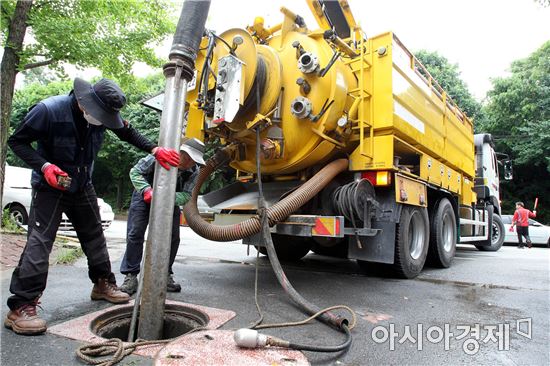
138, 0, 211, 341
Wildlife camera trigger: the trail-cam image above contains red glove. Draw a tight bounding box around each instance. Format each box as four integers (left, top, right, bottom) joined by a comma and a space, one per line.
143, 187, 153, 204
43, 164, 69, 190
153, 147, 180, 170
509, 226, 515, 232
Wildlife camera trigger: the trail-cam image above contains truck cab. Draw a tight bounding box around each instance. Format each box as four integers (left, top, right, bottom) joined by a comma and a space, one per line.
473, 133, 507, 250
474, 134, 501, 215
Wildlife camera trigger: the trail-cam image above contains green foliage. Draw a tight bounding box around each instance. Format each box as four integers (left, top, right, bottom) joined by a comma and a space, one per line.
1, 0, 176, 87
21, 67, 60, 85
481, 41, 550, 168
1, 208, 22, 232
53, 245, 84, 265
415, 50, 486, 127
479, 41, 550, 223
200, 138, 235, 195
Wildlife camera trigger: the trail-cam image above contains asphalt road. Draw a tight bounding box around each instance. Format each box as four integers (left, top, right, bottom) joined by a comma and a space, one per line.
1, 219, 549, 365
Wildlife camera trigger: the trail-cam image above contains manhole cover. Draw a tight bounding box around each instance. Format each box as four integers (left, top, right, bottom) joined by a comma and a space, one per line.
90, 303, 209, 340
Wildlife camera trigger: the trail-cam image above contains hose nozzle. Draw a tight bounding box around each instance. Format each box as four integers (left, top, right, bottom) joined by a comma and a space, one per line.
234, 329, 289, 349
234, 329, 267, 348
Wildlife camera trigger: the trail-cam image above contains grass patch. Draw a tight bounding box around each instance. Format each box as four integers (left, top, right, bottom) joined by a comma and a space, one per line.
1, 208, 23, 234
53, 246, 84, 265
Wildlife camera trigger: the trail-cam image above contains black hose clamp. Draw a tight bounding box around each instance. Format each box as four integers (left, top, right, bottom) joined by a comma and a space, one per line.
163, 58, 194, 81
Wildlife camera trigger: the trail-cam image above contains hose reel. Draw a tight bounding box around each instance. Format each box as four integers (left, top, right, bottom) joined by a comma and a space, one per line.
331, 179, 376, 225
210, 29, 282, 131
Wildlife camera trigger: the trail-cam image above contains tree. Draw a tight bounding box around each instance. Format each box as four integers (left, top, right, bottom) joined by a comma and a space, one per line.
480, 41, 550, 223
415, 50, 485, 127
21, 66, 59, 85
1, 0, 32, 210
0, 0, 175, 208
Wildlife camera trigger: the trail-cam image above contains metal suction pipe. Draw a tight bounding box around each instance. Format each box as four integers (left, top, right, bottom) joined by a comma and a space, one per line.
138, 0, 211, 341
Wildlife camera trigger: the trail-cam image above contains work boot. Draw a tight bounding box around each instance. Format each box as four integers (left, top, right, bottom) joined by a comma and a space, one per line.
4, 300, 47, 335
527, 241, 532, 249
167, 274, 181, 293
91, 278, 130, 304
120, 273, 138, 295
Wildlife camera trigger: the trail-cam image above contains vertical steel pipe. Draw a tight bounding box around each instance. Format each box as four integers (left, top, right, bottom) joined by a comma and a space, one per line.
138, 65, 187, 341
138, 0, 210, 340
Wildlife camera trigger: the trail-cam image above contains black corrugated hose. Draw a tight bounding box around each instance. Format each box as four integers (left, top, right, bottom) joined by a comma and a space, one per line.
169, 0, 211, 80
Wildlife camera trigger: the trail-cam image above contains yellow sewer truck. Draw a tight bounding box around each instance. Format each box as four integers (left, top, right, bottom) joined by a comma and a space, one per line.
181, 0, 508, 278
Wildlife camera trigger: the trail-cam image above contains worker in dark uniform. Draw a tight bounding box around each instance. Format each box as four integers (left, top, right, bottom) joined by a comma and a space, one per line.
119, 138, 204, 295
5, 78, 181, 335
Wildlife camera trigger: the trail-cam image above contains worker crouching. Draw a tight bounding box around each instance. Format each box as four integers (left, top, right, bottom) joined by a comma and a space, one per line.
119, 138, 205, 295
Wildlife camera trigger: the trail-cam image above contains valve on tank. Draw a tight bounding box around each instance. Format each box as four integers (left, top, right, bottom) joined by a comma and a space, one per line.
290, 96, 313, 119
298, 52, 320, 74
260, 138, 282, 160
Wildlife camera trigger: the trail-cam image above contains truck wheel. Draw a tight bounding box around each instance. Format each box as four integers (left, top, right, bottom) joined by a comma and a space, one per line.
427, 198, 456, 268
256, 234, 312, 261
8, 204, 28, 226
311, 238, 347, 258
476, 212, 504, 252
392, 205, 429, 278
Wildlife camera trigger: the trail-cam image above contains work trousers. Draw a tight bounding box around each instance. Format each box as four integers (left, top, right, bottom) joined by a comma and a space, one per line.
120, 190, 180, 275
516, 226, 531, 247
8, 185, 113, 310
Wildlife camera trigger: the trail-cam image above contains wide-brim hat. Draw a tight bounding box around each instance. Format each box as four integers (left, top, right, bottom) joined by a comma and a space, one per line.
73, 78, 125, 129
180, 138, 205, 165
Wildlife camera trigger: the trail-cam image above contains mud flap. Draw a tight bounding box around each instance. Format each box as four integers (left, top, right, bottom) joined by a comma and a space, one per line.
347, 221, 395, 264
347, 188, 401, 264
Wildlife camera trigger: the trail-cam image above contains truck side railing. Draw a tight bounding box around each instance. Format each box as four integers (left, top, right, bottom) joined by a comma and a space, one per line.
392, 35, 473, 127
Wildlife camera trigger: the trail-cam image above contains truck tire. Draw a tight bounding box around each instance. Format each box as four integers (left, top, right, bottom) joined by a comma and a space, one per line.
476, 212, 505, 252
427, 198, 456, 268
392, 205, 429, 278
311, 238, 347, 258
8, 204, 28, 226
256, 234, 312, 261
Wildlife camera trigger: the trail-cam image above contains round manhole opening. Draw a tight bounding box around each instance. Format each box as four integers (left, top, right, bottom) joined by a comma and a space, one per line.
90, 304, 209, 340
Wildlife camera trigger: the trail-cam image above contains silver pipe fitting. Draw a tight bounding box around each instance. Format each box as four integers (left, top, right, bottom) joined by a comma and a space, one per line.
290, 96, 312, 119
298, 52, 319, 74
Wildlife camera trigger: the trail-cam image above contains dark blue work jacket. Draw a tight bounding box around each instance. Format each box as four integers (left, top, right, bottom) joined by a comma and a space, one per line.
31, 95, 105, 193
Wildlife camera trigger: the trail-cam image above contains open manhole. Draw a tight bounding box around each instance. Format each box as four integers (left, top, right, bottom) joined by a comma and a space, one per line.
90, 304, 209, 340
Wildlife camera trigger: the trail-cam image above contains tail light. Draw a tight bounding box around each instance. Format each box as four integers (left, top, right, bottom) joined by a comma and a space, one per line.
361, 171, 392, 186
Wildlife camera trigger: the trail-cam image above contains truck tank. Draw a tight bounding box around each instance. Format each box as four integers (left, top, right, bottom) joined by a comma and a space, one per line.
186, 4, 475, 191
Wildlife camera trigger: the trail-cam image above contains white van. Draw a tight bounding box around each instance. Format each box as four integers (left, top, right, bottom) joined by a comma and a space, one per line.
2, 164, 114, 231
